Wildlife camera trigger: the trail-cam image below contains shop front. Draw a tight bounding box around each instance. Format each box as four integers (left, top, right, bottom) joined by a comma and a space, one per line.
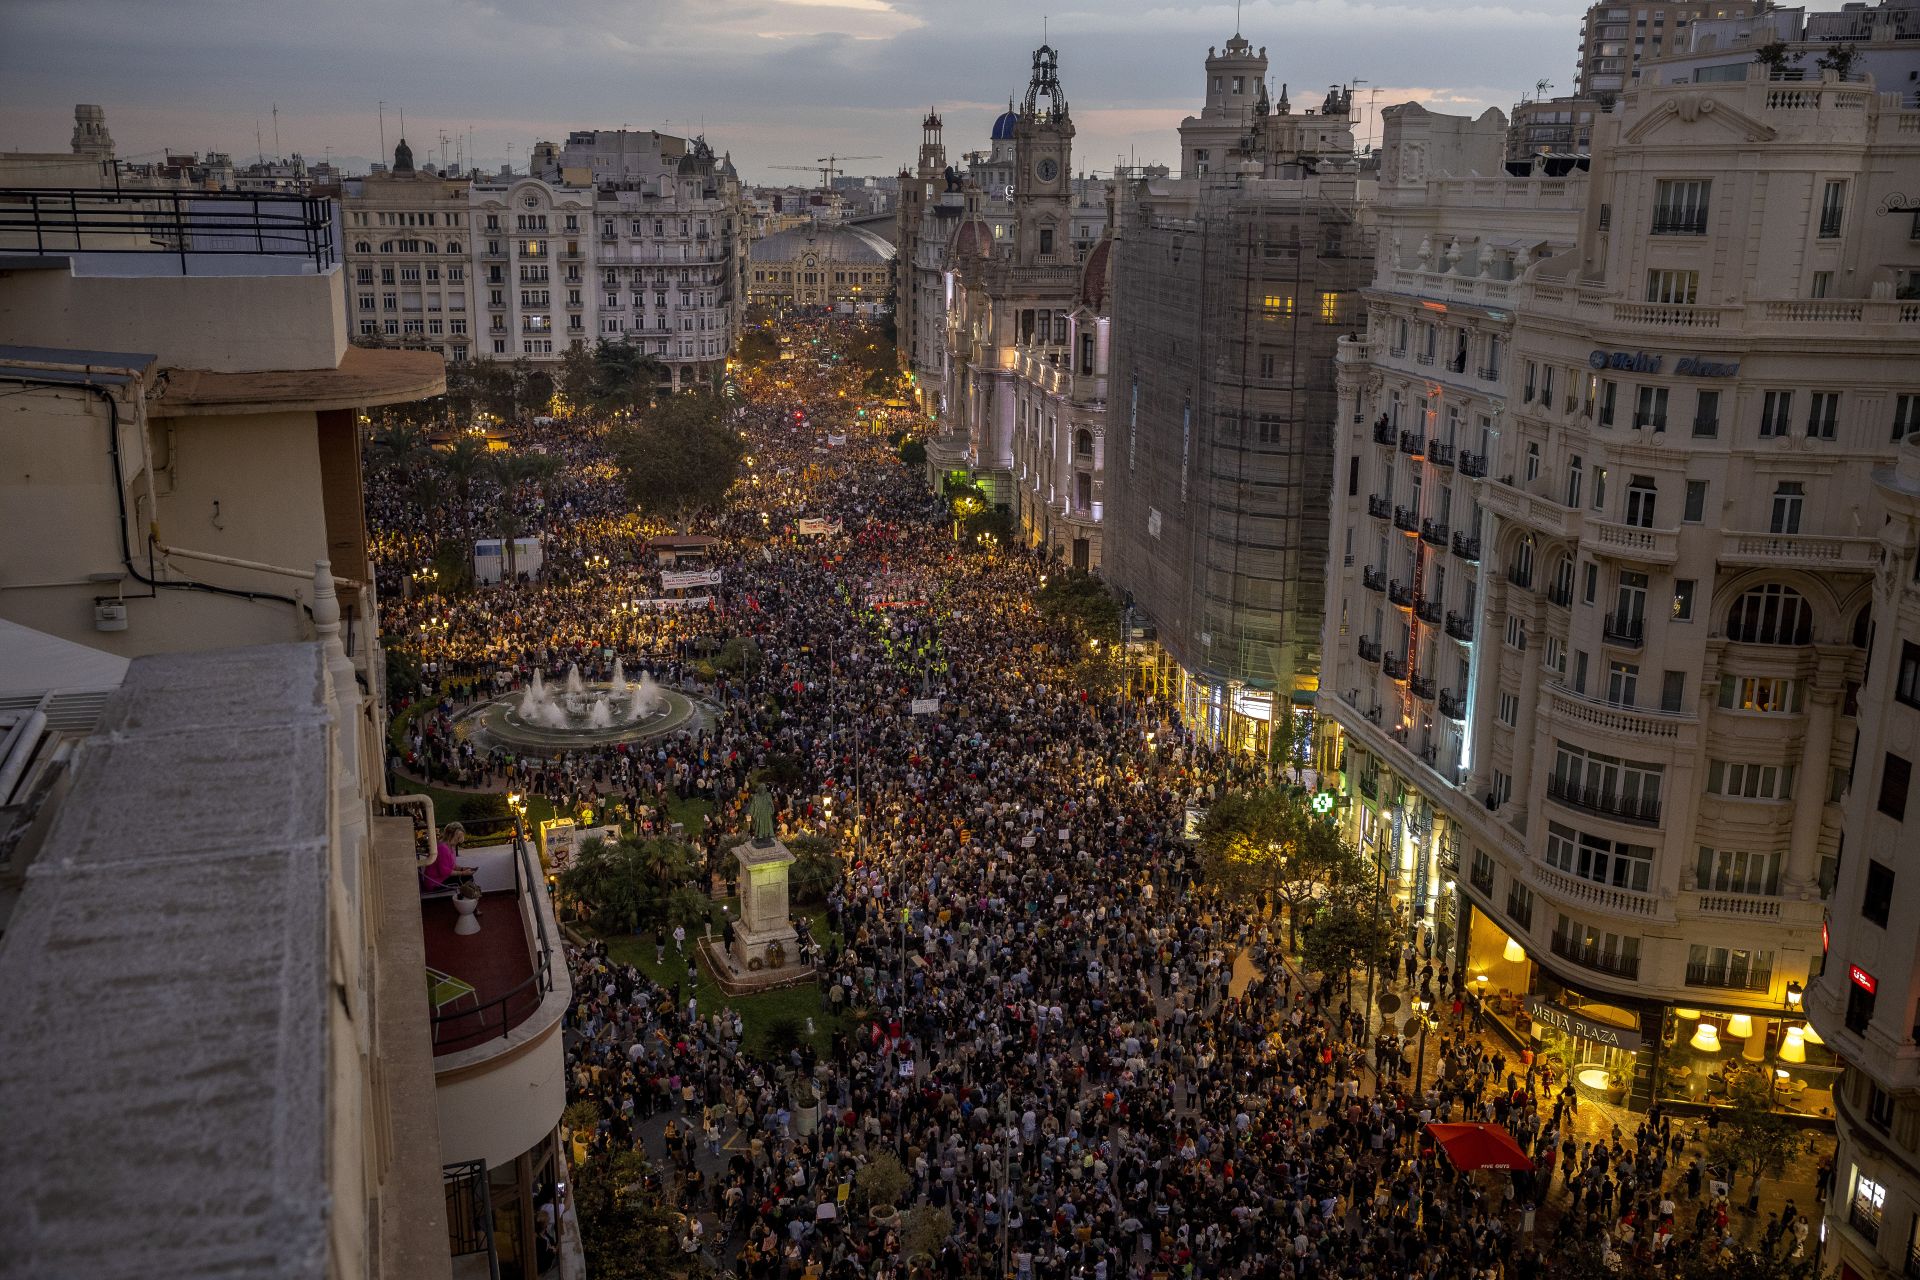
1460, 897, 1837, 1119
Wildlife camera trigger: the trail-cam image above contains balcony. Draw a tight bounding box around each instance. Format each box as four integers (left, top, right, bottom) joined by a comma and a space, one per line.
1439, 689, 1467, 720
422, 828, 558, 1055
443, 1159, 499, 1275
1587, 519, 1678, 566
1399, 431, 1425, 458
1691, 417, 1719, 438
1428, 439, 1455, 468
1458, 451, 1488, 479
0, 186, 339, 273
1372, 419, 1396, 446
1469, 860, 1495, 896
1535, 863, 1661, 920
1685, 961, 1773, 993
1358, 773, 1380, 800
1719, 532, 1882, 573
1420, 519, 1450, 548
1452, 532, 1481, 563
1445, 611, 1475, 642
1367, 495, 1391, 520
1650, 212, 1710, 237
1852, 1201, 1883, 1247
1547, 773, 1662, 824
1507, 566, 1533, 592
1357, 635, 1382, 663
1388, 580, 1415, 608
1409, 674, 1436, 700
1362, 566, 1386, 593
1383, 652, 1408, 681
1477, 366, 1501, 382
1602, 612, 1645, 649
1414, 597, 1442, 625
1550, 930, 1642, 980
1481, 478, 1581, 541
1393, 506, 1421, 534
1543, 684, 1697, 745
1547, 582, 1573, 608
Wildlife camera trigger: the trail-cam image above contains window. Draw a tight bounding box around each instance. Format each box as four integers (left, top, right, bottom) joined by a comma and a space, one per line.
1672, 579, 1695, 621
1505, 616, 1528, 650
1899, 642, 1920, 708
1625, 476, 1657, 527
1847, 983, 1878, 1037
1607, 661, 1639, 707
1592, 466, 1608, 511
1683, 480, 1706, 523
1759, 390, 1793, 438
1806, 392, 1838, 440
1584, 561, 1599, 605
1491, 770, 1512, 807
1524, 361, 1537, 403
1547, 822, 1653, 892
1880, 752, 1911, 820
1726, 585, 1811, 645
1706, 759, 1796, 800
1545, 635, 1566, 676
1651, 178, 1710, 234
1635, 386, 1668, 431
1890, 394, 1920, 442
1718, 675, 1801, 713
1693, 389, 1719, 437
1769, 482, 1804, 535
1696, 846, 1781, 897
1553, 741, 1664, 814
1598, 379, 1617, 426
1039, 228, 1054, 255
1867, 1085, 1896, 1135
1812, 270, 1833, 298
1863, 859, 1895, 927
1498, 692, 1519, 726
1819, 180, 1845, 238
1645, 269, 1698, 304
1567, 456, 1584, 508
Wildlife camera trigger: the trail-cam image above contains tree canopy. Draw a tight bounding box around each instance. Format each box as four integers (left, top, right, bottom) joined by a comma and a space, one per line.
560, 339, 668, 418
1036, 570, 1121, 637
1197, 784, 1367, 948
609, 393, 745, 532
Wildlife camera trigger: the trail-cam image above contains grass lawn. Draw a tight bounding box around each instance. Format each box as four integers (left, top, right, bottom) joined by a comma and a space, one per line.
592, 900, 847, 1060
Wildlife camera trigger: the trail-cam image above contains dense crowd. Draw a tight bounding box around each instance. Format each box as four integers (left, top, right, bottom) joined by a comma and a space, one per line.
373, 321, 1807, 1279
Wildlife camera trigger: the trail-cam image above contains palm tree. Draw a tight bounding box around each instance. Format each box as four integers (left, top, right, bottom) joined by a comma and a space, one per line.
439, 436, 492, 540
489, 450, 557, 581
371, 422, 433, 476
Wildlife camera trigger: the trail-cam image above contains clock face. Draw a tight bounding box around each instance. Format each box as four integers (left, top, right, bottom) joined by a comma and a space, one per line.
1035, 158, 1058, 183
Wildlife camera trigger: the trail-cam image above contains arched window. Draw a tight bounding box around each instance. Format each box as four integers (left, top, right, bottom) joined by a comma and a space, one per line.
446, 241, 462, 255
1853, 605, 1872, 650
1726, 584, 1812, 645
1510, 535, 1535, 589
354, 240, 371, 254
1075, 429, 1094, 458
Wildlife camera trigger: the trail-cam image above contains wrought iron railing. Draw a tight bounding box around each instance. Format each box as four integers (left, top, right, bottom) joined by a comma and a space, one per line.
429, 822, 555, 1053
1685, 962, 1774, 992
1458, 451, 1488, 479
1547, 774, 1662, 824
1452, 532, 1481, 562
0, 186, 336, 273
444, 1159, 501, 1279
1550, 931, 1641, 980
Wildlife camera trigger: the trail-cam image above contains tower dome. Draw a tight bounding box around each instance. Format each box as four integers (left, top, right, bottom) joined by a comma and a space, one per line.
990, 108, 1019, 141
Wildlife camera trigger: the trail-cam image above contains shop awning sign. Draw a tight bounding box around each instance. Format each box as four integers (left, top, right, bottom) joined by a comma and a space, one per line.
1524, 996, 1642, 1052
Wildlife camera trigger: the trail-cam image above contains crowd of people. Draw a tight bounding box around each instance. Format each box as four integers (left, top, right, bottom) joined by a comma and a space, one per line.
372, 320, 1811, 1279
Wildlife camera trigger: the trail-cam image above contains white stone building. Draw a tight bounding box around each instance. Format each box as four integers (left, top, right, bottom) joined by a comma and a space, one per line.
1322, 69, 1920, 1114
340, 140, 476, 361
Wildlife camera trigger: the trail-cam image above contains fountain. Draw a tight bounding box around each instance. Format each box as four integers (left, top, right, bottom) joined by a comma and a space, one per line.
467, 661, 703, 754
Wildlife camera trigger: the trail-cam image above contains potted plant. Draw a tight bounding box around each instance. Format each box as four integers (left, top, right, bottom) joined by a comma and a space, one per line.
563, 1101, 599, 1167
855, 1151, 910, 1229
453, 879, 483, 935
900, 1205, 954, 1268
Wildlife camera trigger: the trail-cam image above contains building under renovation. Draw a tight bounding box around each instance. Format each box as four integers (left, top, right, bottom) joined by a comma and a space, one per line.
1104, 33, 1374, 756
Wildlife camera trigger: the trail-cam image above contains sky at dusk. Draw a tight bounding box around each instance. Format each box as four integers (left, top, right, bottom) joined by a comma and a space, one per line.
1, 0, 1578, 184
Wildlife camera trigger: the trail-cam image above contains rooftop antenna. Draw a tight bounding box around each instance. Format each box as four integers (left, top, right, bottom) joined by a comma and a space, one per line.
378, 101, 387, 163
271, 102, 280, 157
254, 114, 264, 165
1351, 78, 1369, 148
399, 106, 406, 142
1235, 0, 1242, 34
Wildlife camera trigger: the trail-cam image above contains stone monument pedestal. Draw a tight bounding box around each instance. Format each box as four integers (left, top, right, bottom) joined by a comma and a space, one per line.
732, 833, 800, 970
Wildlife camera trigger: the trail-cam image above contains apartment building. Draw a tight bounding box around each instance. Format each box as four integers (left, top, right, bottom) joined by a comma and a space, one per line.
1102, 34, 1372, 756
340, 140, 475, 362
1811, 438, 1920, 1279
342, 134, 748, 388
1577, 1, 1757, 96
0, 186, 575, 1279
1322, 69, 1920, 1115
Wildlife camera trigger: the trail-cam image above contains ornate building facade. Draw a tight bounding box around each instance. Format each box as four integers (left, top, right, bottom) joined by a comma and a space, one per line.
1321, 70, 1920, 1122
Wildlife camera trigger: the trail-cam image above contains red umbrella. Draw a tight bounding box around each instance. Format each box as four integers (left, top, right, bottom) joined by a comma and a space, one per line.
1426, 1122, 1535, 1171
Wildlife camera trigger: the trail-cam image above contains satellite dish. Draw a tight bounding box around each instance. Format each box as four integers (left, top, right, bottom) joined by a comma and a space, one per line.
1377, 992, 1402, 1016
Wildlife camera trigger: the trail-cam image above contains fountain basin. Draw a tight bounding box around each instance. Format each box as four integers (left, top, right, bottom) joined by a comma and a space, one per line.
457, 679, 707, 755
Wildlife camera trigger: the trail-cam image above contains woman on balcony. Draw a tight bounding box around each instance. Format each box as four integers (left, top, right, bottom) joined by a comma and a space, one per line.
421, 822, 476, 890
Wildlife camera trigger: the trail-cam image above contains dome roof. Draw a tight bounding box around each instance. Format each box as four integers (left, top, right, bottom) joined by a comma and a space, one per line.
750, 223, 896, 266
949, 215, 993, 260
1077, 235, 1114, 312
990, 110, 1019, 141
677, 136, 716, 176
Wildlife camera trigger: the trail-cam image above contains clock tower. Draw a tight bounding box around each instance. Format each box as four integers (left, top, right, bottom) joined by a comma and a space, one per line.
1012, 43, 1074, 268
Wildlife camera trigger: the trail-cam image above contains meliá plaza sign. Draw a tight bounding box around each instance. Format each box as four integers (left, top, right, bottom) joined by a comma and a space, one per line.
1590, 349, 1739, 378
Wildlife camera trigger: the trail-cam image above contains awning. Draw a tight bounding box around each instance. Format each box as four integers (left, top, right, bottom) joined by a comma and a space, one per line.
1426, 1122, 1534, 1171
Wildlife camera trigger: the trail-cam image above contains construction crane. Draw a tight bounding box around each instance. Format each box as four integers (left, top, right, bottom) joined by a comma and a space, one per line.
769, 154, 881, 194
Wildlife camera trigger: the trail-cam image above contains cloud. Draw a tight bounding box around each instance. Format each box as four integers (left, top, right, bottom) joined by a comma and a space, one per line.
0, 0, 1581, 182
